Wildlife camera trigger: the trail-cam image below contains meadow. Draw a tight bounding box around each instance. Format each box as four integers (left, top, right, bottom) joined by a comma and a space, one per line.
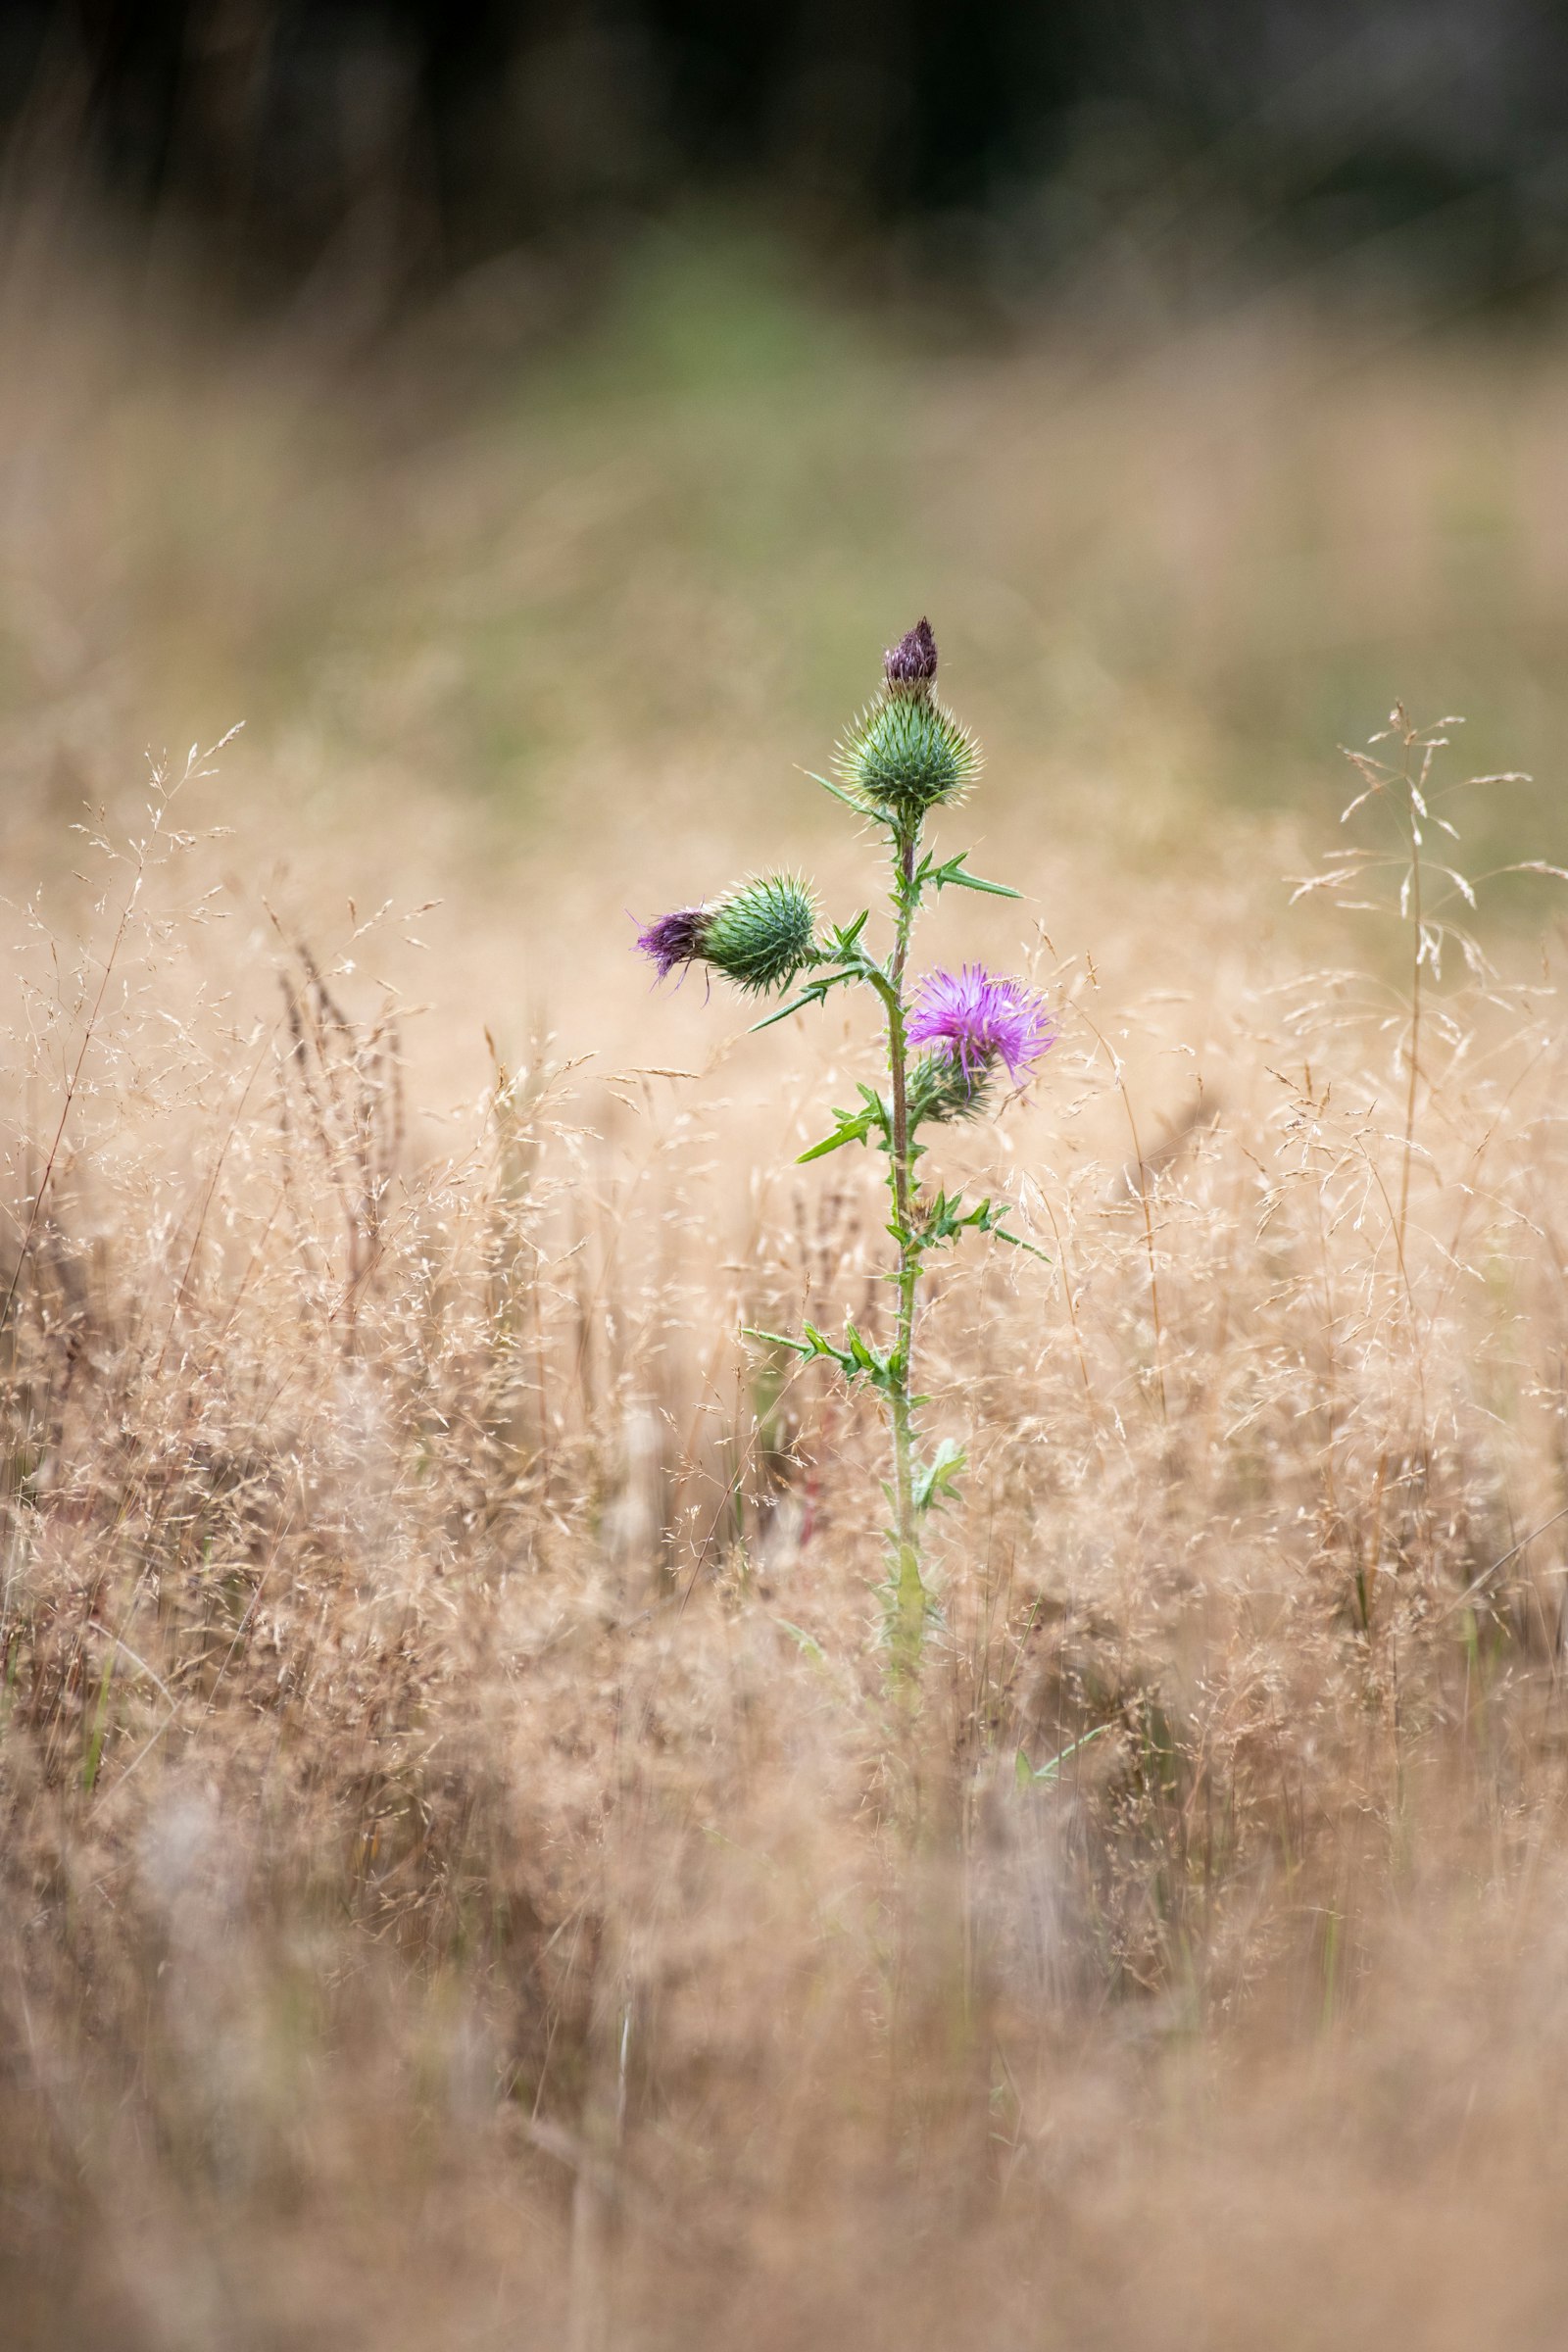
6, 223, 1568, 2347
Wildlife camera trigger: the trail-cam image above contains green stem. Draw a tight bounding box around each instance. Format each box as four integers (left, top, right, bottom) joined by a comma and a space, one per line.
885, 820, 925, 1680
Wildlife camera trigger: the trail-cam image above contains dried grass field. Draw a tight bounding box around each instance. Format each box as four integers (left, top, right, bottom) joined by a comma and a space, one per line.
8, 234, 1568, 2348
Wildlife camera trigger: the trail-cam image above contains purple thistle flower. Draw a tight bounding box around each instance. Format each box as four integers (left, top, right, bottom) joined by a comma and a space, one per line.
906, 964, 1054, 1087
884, 615, 939, 689
636, 906, 709, 981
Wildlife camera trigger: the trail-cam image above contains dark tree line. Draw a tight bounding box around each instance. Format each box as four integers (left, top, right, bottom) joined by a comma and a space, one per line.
3, 1, 1566, 293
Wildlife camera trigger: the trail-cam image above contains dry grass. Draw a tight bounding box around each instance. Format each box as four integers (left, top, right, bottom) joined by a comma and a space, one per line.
9, 231, 1568, 2348
6, 688, 1568, 2351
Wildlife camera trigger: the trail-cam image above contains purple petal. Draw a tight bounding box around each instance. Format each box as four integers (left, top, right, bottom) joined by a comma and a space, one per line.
884, 616, 938, 688
635, 907, 709, 981
907, 964, 1054, 1085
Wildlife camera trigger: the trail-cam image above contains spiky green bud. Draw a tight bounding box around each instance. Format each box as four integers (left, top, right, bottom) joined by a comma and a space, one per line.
906, 1048, 994, 1129
702, 873, 818, 995
834, 616, 981, 818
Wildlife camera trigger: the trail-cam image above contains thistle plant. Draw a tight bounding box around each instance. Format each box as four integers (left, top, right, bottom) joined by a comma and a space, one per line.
636, 618, 1052, 1679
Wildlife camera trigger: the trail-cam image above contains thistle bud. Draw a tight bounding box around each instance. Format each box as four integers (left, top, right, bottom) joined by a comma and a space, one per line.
638, 876, 817, 997
906, 1047, 995, 1128
884, 615, 939, 690
702, 874, 818, 995
835, 616, 980, 817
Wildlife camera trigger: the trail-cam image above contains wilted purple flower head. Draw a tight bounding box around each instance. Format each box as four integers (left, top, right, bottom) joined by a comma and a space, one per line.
636, 906, 709, 981
884, 616, 938, 690
906, 964, 1054, 1086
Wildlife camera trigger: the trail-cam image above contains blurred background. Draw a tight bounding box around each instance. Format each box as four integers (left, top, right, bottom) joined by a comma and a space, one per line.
13, 20, 1568, 2349
3, 0, 1568, 1066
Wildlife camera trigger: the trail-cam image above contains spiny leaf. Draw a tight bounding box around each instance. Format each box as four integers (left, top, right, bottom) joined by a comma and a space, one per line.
798, 1109, 878, 1163
913, 1438, 966, 1513
925, 851, 1020, 899
749, 963, 857, 1032
1015, 1723, 1115, 1787
802, 765, 872, 813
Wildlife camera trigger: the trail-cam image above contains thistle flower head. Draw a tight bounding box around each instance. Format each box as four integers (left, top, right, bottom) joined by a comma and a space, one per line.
835, 615, 981, 816
636, 875, 817, 997
906, 965, 1054, 1088
636, 906, 710, 981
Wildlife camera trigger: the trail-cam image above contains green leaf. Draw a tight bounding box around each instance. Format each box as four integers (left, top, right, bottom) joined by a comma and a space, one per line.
743, 1325, 813, 1357
941, 867, 1021, 898
798, 1081, 891, 1164
801, 766, 873, 816
747, 1313, 896, 1391
925, 851, 1021, 900
1016, 1723, 1115, 1784
912, 1188, 1053, 1265
991, 1224, 1053, 1265
775, 1618, 826, 1663
749, 963, 858, 1032
798, 1110, 877, 1163
913, 1438, 966, 1513
915, 1187, 991, 1250
750, 992, 815, 1033
801, 1320, 851, 1370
